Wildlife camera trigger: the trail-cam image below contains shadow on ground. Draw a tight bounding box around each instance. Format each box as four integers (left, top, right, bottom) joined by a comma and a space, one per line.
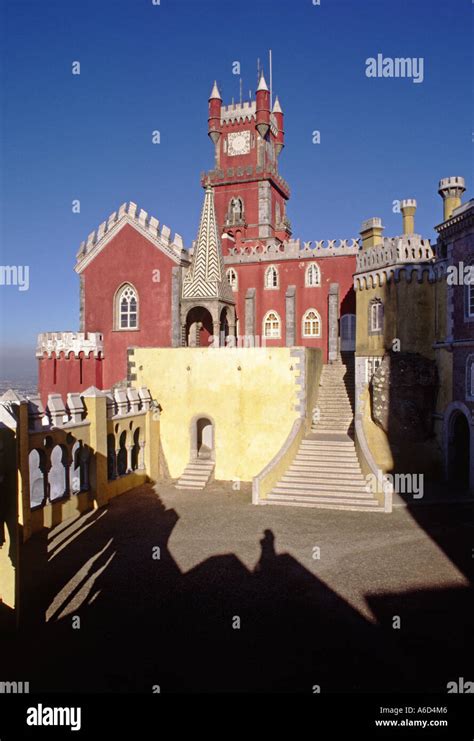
1, 485, 473, 693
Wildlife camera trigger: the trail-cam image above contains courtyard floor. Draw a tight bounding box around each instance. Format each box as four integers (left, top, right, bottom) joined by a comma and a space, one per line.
2, 480, 473, 693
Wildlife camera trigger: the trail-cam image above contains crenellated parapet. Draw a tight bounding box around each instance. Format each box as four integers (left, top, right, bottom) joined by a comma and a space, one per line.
356, 235, 434, 273
36, 331, 104, 358
354, 235, 437, 290
225, 236, 360, 263
221, 101, 256, 124
201, 165, 290, 198
75, 202, 188, 273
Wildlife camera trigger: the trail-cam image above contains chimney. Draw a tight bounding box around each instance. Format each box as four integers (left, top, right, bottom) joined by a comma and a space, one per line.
360, 217, 384, 249
438, 177, 466, 221
400, 199, 417, 235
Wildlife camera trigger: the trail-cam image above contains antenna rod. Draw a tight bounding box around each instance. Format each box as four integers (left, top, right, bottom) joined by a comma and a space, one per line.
269, 49, 273, 109
257, 57, 260, 86
240, 78, 242, 105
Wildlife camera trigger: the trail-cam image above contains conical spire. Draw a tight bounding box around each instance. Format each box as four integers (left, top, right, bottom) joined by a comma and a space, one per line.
182, 186, 233, 301
272, 96, 283, 113
257, 72, 269, 92
209, 80, 222, 100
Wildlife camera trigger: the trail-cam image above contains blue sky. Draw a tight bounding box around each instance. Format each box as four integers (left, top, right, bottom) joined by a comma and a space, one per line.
0, 0, 472, 374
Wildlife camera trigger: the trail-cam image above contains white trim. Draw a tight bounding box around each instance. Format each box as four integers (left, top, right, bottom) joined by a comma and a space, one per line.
305, 262, 321, 287
263, 310, 281, 339
75, 215, 185, 274
301, 308, 322, 338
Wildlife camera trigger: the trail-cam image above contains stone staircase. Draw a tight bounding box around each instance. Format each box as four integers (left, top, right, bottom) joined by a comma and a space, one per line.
175, 458, 214, 490
313, 353, 355, 435
266, 354, 384, 511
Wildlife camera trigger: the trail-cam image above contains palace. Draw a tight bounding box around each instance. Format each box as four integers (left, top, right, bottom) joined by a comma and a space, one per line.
1, 63, 473, 617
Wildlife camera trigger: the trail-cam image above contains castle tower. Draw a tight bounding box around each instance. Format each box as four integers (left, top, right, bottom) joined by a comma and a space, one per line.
181, 185, 235, 347
400, 199, 417, 235
202, 68, 290, 252
438, 177, 466, 221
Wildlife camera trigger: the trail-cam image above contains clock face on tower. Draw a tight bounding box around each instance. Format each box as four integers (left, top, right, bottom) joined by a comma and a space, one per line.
227, 130, 251, 156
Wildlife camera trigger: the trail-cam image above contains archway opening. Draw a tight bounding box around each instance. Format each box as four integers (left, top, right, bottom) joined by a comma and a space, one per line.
196, 418, 213, 460
220, 307, 230, 345
185, 307, 213, 347
449, 412, 470, 490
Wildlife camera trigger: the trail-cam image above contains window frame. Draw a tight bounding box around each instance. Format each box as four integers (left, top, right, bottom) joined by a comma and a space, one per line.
264, 265, 279, 290
305, 262, 321, 288
115, 283, 139, 331
263, 310, 282, 339
302, 308, 322, 338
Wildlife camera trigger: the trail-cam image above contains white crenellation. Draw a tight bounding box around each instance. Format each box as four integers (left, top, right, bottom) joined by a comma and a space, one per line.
221, 101, 256, 124
226, 237, 360, 263
36, 332, 104, 358
75, 201, 186, 268
66, 393, 85, 424
356, 235, 434, 274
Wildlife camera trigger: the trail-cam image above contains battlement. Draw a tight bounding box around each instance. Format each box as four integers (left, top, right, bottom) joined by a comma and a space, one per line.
75, 202, 186, 271
36, 332, 104, 358
221, 100, 256, 124
356, 235, 434, 273
225, 237, 360, 263
201, 164, 290, 197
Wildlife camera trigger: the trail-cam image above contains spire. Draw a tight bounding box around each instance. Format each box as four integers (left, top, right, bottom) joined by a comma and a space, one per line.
272, 96, 283, 113
182, 186, 234, 301
209, 80, 222, 100
257, 72, 269, 92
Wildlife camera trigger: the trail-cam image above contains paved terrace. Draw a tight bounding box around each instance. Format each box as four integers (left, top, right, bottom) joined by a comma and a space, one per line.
1, 481, 473, 693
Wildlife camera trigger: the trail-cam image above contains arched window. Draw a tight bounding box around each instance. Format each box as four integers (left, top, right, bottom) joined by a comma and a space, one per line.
302, 309, 322, 338
226, 268, 238, 291
116, 284, 138, 330
464, 259, 474, 320
264, 265, 279, 290
369, 298, 383, 334
228, 197, 244, 224
305, 262, 321, 287
263, 311, 281, 339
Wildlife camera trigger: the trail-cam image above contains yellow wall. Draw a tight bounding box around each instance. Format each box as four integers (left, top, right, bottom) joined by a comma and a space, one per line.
356, 273, 436, 358
133, 347, 304, 481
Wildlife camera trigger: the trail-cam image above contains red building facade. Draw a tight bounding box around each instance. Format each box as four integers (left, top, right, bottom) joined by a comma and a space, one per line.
37, 70, 359, 403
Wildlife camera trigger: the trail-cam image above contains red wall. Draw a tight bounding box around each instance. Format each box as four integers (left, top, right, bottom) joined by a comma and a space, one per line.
83, 223, 178, 388
229, 254, 356, 361
38, 352, 103, 407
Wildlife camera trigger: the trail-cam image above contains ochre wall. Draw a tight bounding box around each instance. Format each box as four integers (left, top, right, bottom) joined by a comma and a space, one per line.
133, 347, 305, 481
356, 273, 436, 358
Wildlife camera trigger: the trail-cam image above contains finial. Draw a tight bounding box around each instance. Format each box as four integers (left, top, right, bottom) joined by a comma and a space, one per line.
257, 72, 269, 92
209, 80, 222, 100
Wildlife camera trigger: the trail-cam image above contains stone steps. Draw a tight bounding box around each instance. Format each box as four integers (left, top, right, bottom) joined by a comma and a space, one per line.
176, 459, 214, 490
265, 355, 382, 511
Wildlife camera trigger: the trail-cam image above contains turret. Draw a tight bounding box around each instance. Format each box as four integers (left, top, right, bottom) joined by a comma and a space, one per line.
438, 176, 466, 221
272, 96, 284, 155
400, 199, 417, 235
256, 73, 270, 139
208, 81, 222, 145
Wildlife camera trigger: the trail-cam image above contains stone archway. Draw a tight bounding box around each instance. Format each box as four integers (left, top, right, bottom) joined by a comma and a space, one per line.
190, 414, 215, 462
185, 306, 213, 348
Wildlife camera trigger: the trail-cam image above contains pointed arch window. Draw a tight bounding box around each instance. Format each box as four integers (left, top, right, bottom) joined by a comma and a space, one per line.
116, 284, 138, 330
302, 309, 322, 338
305, 262, 321, 287
226, 268, 238, 291
264, 265, 279, 290
263, 311, 281, 339
369, 298, 383, 334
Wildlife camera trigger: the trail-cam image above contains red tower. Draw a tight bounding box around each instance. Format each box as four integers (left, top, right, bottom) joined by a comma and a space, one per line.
202, 73, 290, 252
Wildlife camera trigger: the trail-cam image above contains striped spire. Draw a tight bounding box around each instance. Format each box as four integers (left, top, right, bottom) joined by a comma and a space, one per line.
182, 186, 234, 301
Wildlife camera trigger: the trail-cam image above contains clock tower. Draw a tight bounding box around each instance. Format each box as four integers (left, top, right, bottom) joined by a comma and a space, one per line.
203, 73, 290, 254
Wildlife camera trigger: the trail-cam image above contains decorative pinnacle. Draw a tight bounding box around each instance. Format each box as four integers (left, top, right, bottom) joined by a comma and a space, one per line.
257, 72, 269, 92
209, 80, 222, 100
272, 96, 283, 113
